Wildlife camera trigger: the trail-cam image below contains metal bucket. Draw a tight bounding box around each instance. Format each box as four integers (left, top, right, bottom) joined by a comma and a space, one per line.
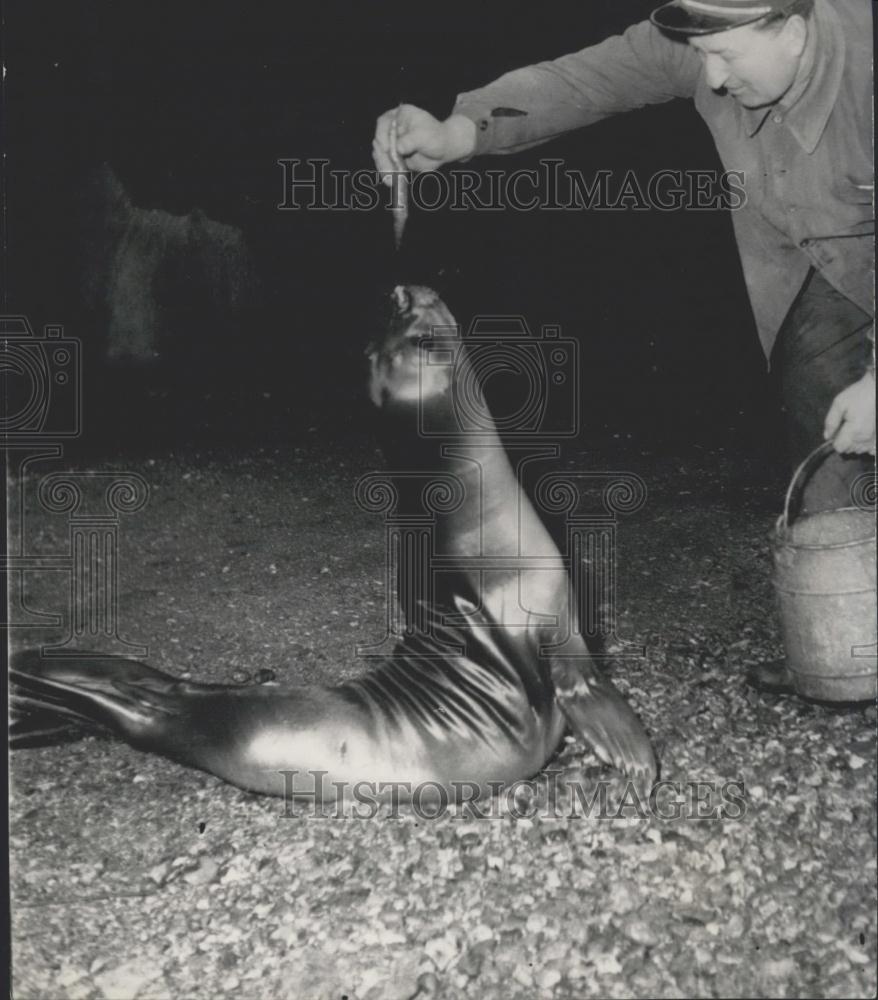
771, 441, 877, 701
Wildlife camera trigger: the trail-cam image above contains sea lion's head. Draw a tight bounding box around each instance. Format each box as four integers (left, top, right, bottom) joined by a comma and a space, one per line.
367, 285, 459, 411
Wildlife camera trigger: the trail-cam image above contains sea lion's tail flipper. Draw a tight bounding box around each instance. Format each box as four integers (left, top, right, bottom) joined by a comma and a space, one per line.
551, 658, 657, 790
10, 649, 185, 749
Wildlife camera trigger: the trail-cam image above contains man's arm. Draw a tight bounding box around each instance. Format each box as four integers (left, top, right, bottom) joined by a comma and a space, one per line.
452, 19, 700, 158
373, 19, 700, 176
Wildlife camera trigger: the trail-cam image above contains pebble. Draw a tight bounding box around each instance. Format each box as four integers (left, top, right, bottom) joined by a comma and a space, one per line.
424, 931, 459, 971
66, 985, 96, 1000
620, 917, 660, 947
93, 959, 161, 999
359, 967, 385, 997
513, 962, 534, 987
593, 952, 623, 976
609, 879, 639, 914
57, 964, 85, 988
837, 941, 871, 965
413, 971, 439, 996
148, 861, 172, 885
526, 913, 548, 935
758, 957, 797, 983
378, 927, 407, 947
535, 967, 562, 990
456, 948, 483, 978
183, 858, 221, 885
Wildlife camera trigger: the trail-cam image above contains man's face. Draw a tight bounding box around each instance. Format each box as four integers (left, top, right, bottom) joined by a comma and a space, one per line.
688, 19, 807, 108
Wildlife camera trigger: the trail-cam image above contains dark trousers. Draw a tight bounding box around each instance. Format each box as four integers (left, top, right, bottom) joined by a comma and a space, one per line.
771, 268, 873, 513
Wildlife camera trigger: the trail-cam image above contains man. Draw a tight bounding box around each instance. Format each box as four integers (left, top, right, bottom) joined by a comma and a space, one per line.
372, 0, 875, 700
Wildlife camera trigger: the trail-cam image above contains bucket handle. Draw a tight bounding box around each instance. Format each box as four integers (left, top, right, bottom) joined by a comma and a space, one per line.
780, 439, 836, 531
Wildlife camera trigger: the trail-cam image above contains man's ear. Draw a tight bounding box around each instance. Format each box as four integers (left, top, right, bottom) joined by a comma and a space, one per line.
780, 14, 809, 58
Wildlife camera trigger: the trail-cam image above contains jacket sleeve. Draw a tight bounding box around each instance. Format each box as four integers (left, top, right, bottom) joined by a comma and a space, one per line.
452, 19, 701, 156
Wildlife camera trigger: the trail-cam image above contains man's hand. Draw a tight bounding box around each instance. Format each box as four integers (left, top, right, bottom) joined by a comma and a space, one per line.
372, 106, 476, 182
824, 371, 876, 455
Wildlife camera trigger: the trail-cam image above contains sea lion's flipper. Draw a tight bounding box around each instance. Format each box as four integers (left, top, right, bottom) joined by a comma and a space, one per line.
10, 651, 188, 749
9, 704, 92, 748
551, 658, 657, 789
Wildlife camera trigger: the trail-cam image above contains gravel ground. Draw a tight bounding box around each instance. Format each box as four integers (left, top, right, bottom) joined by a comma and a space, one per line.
9, 433, 877, 1000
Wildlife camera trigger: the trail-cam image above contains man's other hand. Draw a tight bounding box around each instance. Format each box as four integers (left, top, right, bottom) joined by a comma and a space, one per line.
824, 371, 876, 455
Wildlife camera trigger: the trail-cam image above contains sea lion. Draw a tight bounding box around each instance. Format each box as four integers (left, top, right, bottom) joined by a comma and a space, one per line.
11, 285, 656, 801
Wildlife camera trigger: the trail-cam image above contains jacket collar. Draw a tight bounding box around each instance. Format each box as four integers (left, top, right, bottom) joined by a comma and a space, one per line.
742, 0, 844, 152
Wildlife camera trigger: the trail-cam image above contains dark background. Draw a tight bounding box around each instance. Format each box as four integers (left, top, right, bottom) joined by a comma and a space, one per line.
3, 0, 780, 454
